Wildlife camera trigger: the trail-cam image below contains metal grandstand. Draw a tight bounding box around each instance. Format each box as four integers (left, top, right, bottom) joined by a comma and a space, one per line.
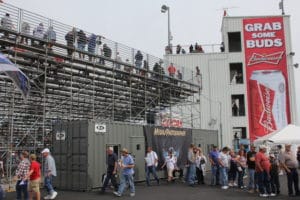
0, 2, 202, 185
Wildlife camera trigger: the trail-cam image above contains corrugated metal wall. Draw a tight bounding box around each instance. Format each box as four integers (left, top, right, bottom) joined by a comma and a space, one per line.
166, 16, 298, 147
52, 121, 218, 191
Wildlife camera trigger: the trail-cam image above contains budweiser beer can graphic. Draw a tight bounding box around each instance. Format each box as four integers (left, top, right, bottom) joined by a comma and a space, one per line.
249, 70, 287, 140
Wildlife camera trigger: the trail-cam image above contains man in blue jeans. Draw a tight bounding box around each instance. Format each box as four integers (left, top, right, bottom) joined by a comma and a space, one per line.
209, 145, 220, 186
145, 147, 159, 186
246, 145, 256, 193
15, 151, 30, 200
114, 148, 135, 197
42, 148, 58, 200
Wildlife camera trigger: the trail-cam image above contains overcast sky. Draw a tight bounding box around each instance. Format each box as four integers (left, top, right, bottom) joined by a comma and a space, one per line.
7, 0, 300, 124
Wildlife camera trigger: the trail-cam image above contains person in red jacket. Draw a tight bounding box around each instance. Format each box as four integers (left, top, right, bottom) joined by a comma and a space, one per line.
168, 63, 176, 78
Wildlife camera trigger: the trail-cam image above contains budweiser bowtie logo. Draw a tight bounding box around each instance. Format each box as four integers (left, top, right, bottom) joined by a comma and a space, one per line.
258, 83, 276, 132
248, 51, 284, 66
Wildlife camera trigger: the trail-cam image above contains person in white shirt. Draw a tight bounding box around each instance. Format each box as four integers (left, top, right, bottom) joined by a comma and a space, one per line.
145, 147, 160, 186
218, 147, 230, 189
161, 150, 177, 182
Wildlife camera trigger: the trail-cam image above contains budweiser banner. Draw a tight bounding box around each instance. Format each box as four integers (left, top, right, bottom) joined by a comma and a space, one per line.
144, 126, 192, 169
243, 17, 291, 141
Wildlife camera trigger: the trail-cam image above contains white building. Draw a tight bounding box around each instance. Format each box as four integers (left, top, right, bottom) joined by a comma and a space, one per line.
165, 15, 298, 147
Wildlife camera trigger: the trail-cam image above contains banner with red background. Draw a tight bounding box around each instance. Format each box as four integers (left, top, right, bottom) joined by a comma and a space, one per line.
243, 17, 291, 141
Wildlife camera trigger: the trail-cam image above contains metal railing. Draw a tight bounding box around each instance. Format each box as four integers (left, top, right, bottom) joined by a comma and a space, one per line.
0, 2, 201, 85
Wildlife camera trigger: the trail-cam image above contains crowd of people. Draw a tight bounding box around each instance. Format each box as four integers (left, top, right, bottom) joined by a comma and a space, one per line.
101, 143, 300, 198
0, 148, 57, 200
0, 12, 188, 86
209, 144, 300, 198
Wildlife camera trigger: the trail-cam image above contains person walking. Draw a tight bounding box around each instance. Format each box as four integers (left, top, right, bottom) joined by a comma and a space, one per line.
15, 151, 30, 200
41, 148, 57, 200
113, 148, 135, 197
101, 147, 118, 193
161, 149, 177, 183
25, 154, 41, 200
145, 147, 159, 186
280, 144, 300, 197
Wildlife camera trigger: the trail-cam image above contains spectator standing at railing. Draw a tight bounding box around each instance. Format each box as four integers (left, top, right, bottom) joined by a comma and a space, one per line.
176, 44, 181, 54
20, 21, 30, 44
87, 33, 97, 61
115, 52, 122, 78
1, 13, 13, 39
101, 44, 112, 65
181, 48, 186, 54
165, 45, 172, 54
135, 50, 143, 74
177, 70, 182, 80
220, 42, 225, 52
167, 63, 176, 78
65, 28, 76, 57
44, 26, 56, 50
189, 44, 193, 53
32, 23, 44, 48
77, 30, 87, 59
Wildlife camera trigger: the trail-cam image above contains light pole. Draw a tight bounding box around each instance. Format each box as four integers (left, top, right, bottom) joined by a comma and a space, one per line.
161, 5, 172, 52
279, 0, 285, 15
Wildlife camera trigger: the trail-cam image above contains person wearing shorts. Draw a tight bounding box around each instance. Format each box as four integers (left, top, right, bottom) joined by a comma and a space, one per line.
25, 154, 41, 200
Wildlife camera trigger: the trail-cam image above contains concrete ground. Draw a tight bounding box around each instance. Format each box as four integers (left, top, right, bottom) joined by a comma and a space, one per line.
4, 173, 298, 200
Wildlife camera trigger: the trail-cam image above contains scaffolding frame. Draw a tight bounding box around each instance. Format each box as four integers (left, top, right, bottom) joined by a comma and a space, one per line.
0, 2, 202, 189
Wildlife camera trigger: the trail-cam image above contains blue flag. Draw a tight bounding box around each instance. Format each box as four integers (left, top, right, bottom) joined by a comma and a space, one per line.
0, 52, 30, 99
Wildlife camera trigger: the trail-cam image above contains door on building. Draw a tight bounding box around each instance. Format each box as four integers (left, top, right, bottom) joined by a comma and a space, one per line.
129, 136, 145, 181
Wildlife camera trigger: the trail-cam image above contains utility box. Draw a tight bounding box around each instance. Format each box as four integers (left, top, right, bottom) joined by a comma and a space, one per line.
52, 120, 218, 191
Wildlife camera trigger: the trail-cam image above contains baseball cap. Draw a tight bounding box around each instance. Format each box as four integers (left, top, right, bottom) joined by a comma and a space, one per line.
259, 144, 267, 149
121, 148, 129, 154
41, 148, 50, 154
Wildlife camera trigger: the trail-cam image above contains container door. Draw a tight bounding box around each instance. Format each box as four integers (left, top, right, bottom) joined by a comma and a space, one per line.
129, 136, 145, 181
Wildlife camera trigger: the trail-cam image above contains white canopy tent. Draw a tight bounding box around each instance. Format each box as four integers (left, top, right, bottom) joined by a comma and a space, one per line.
253, 124, 300, 145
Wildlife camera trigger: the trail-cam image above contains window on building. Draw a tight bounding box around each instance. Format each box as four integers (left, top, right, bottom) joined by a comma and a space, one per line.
229, 63, 243, 84
228, 32, 242, 52
231, 94, 245, 116
233, 127, 247, 139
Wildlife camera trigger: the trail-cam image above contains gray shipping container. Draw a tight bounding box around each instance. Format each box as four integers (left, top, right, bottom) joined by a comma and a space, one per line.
52, 120, 218, 191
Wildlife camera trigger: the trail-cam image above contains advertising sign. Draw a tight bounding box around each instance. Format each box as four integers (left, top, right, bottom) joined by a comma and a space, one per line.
243, 17, 291, 141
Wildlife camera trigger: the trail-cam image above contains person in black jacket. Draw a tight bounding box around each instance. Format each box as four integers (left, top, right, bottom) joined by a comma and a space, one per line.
65, 28, 76, 57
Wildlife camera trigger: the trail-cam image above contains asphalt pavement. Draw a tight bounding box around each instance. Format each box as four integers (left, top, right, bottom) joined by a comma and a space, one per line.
4, 173, 298, 200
